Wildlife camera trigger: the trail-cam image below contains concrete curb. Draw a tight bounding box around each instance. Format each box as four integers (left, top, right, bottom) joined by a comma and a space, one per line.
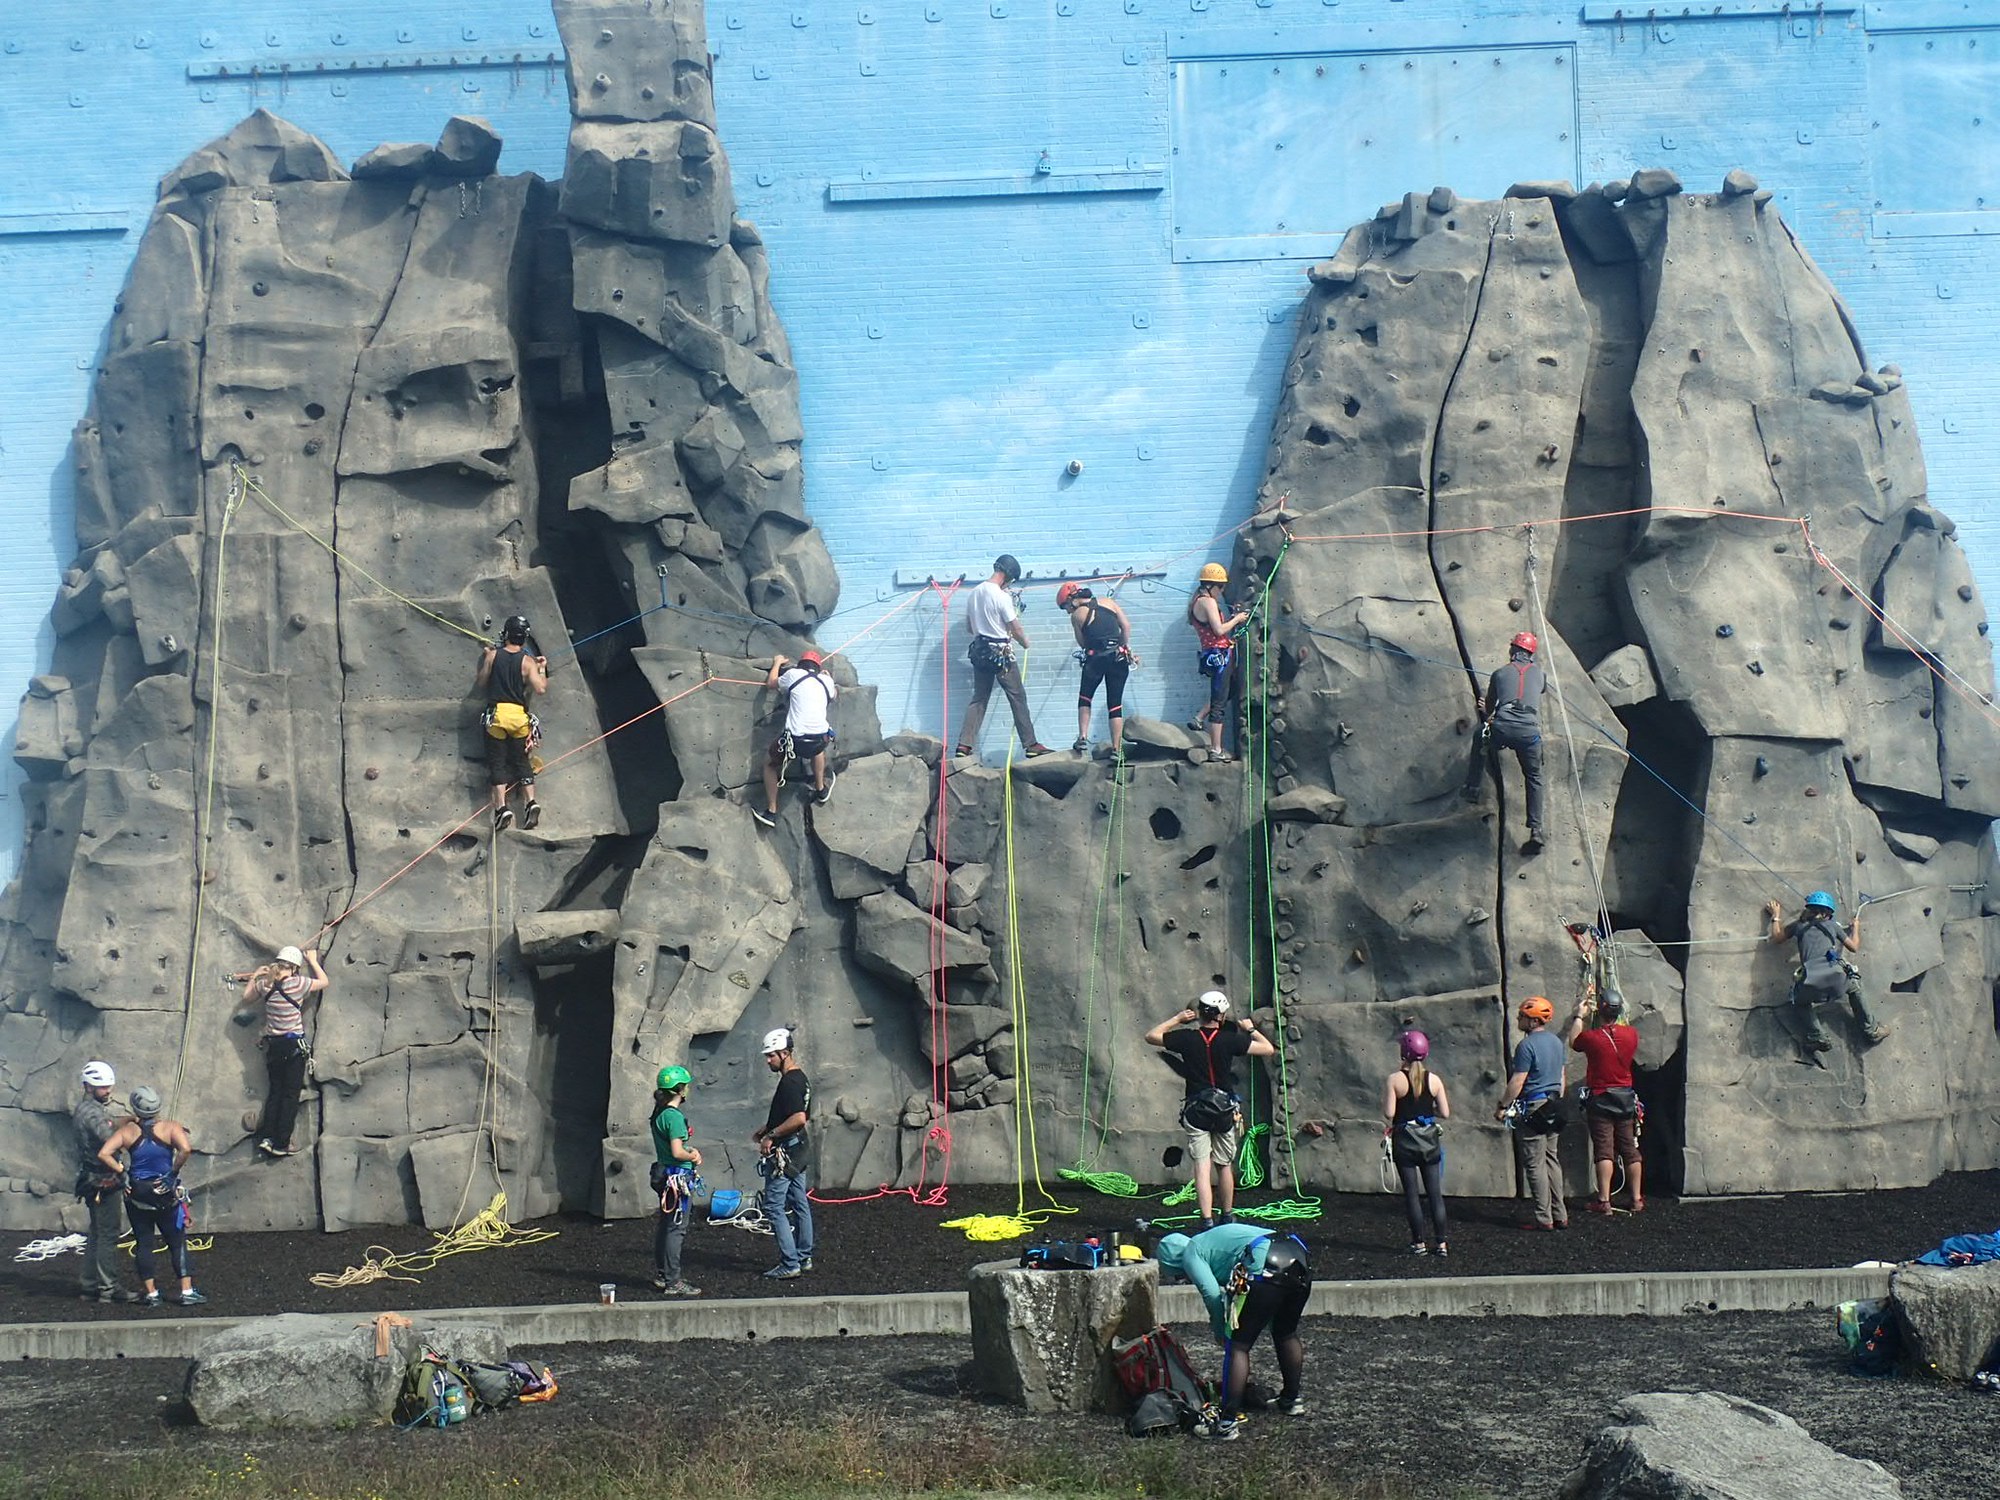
1, 1267, 1890, 1362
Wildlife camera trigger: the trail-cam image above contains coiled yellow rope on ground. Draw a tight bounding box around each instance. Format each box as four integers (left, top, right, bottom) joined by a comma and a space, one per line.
308, 1193, 556, 1288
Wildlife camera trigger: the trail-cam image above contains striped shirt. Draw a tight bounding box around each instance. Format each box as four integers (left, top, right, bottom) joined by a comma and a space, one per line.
263, 973, 311, 1037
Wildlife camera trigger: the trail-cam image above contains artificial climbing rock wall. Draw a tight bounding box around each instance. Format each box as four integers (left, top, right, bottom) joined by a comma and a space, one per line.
4, 0, 1998, 1230
1248, 173, 2000, 1196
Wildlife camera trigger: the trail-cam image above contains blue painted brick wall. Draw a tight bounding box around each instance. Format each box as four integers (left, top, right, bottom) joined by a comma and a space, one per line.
1, 0, 1995, 881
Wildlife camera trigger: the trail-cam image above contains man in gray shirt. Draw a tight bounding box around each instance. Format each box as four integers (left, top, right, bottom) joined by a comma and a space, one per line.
1463, 630, 1548, 849
73, 1060, 134, 1303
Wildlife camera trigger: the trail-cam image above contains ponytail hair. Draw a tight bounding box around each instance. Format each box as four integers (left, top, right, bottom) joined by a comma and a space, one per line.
1405, 1058, 1430, 1101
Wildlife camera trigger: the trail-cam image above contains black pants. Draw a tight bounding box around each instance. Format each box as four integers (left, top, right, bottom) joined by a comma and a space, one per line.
1397, 1158, 1448, 1246
1464, 721, 1545, 834
257, 1036, 309, 1150
1077, 654, 1129, 718
127, 1198, 190, 1285
1222, 1278, 1309, 1416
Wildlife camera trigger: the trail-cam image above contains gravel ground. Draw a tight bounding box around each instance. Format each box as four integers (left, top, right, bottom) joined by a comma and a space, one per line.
7, 1173, 1998, 1323
2, 1313, 1995, 1499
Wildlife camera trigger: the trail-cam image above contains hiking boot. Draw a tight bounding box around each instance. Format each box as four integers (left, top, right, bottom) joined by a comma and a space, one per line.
1071, 738, 1090, 755
661, 1282, 702, 1298
763, 1265, 802, 1280
1023, 743, 1054, 758
1195, 1411, 1240, 1442
1863, 1024, 1891, 1045
521, 800, 542, 831
1274, 1393, 1307, 1417
1586, 1199, 1615, 1215
750, 805, 777, 830
814, 773, 836, 806
492, 805, 515, 832
174, 1289, 208, 1306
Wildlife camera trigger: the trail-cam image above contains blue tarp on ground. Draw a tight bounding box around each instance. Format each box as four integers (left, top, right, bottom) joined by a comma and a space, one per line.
1915, 1230, 2000, 1267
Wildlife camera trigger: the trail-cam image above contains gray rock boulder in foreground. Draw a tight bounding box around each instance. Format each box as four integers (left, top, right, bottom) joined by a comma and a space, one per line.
1559, 1391, 1904, 1499
187, 1313, 506, 1429
1892, 1259, 2000, 1380
967, 1257, 1157, 1413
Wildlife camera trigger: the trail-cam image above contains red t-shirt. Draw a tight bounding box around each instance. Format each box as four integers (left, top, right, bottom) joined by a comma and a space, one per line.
1571, 1025, 1638, 1090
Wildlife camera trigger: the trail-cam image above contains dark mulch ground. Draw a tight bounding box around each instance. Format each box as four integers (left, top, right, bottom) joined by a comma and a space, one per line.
5, 1313, 1997, 1499
8, 1173, 1998, 1323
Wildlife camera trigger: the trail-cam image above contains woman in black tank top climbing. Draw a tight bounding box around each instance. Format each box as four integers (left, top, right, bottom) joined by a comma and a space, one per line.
1057, 583, 1135, 759
1382, 1030, 1451, 1256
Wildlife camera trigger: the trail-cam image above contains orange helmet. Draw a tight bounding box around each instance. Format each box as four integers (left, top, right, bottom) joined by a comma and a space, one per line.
1056, 581, 1090, 609
1518, 995, 1554, 1024
1511, 631, 1539, 654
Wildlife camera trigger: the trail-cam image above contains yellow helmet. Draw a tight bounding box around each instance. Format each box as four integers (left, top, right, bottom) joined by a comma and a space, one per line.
1198, 562, 1229, 585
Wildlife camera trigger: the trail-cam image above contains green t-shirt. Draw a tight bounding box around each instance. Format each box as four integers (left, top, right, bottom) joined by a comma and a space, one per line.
651, 1104, 691, 1166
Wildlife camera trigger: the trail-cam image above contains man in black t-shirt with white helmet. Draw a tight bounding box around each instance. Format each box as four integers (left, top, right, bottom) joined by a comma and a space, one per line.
1145, 990, 1275, 1229
752, 1026, 815, 1279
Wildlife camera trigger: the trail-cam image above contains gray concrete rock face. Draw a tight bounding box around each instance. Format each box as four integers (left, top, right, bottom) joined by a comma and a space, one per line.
3, 30, 1997, 1227
187, 1313, 507, 1429
966, 1257, 1158, 1412
1558, 1391, 1904, 1499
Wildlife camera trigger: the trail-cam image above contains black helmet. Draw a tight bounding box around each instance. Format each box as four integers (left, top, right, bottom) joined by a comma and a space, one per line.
1256, 1233, 1312, 1286
1595, 984, 1626, 1022
501, 615, 531, 645
993, 554, 1022, 584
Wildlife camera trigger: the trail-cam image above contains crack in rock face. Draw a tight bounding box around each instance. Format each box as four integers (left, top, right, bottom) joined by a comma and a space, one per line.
4, 18, 1998, 1229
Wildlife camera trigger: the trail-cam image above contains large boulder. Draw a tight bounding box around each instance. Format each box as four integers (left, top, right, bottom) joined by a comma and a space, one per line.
186, 1314, 507, 1429
1892, 1259, 2000, 1380
1559, 1391, 1904, 1499
966, 1258, 1158, 1413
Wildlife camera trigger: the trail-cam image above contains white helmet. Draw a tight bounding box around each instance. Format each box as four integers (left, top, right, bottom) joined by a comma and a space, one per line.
276, 945, 305, 967
1197, 990, 1230, 1016
761, 1027, 794, 1055
80, 1060, 115, 1088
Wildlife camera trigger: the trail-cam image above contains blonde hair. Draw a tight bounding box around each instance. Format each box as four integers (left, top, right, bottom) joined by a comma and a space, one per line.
1405, 1058, 1430, 1101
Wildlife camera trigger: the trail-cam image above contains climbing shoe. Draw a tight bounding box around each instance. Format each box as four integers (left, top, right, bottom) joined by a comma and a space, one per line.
953, 744, 974, 758
1863, 1024, 1891, 1045
1023, 743, 1054, 758
751, 805, 777, 830
1207, 749, 1234, 764
814, 773, 836, 806
1525, 825, 1546, 849
1806, 1035, 1834, 1053
1186, 718, 1209, 734
493, 806, 514, 832
521, 800, 542, 831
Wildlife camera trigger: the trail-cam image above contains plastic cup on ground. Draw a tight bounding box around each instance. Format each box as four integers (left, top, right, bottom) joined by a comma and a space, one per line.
598, 1282, 616, 1306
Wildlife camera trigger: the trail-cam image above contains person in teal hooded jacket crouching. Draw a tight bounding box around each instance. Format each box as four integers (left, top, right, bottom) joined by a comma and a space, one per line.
1157, 1223, 1312, 1441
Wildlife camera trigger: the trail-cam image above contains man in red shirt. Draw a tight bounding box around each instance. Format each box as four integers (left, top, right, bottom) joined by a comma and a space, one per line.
1565, 988, 1643, 1214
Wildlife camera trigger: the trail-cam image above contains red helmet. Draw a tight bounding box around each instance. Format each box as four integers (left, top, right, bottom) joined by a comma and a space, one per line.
1511, 631, 1539, 654
799, 649, 823, 668
1056, 582, 1090, 609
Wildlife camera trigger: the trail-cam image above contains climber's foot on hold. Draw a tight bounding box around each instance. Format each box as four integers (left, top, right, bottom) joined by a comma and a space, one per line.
1524, 826, 1545, 853
751, 805, 777, 830
1864, 1024, 1891, 1045
1023, 743, 1054, 758
521, 800, 542, 831
492, 806, 514, 832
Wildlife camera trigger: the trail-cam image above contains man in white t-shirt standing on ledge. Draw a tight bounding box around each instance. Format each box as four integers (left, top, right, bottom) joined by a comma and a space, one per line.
754, 649, 838, 829
954, 553, 1052, 759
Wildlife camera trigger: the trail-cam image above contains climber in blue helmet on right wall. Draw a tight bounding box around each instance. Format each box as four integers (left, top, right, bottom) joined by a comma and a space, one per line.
1766, 890, 1889, 1050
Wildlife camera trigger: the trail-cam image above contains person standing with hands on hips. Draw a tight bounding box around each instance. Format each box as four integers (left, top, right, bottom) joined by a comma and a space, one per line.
752, 1026, 815, 1280
97, 1086, 204, 1306
1144, 991, 1275, 1229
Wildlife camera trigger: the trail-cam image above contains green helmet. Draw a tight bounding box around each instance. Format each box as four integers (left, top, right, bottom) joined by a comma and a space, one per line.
656, 1065, 692, 1092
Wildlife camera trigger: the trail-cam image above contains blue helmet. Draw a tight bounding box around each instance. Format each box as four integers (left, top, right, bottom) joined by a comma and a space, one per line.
1805, 891, 1837, 915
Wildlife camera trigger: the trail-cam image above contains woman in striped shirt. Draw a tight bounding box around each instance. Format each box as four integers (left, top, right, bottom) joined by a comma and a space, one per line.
239, 944, 327, 1159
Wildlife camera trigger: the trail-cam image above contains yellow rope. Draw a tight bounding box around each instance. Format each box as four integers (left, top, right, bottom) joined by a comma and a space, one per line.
234, 465, 487, 644
171, 473, 243, 1117
308, 1193, 556, 1288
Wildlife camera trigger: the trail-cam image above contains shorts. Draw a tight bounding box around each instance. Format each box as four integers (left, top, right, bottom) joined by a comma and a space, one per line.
485, 732, 534, 787
1185, 1120, 1240, 1164
769, 731, 831, 768
1587, 1111, 1640, 1165
1231, 1277, 1309, 1349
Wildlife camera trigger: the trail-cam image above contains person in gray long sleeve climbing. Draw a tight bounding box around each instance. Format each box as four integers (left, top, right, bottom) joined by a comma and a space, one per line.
1462, 630, 1548, 850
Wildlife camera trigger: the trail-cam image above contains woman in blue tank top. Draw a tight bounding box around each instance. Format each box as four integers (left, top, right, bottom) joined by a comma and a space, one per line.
96, 1085, 204, 1307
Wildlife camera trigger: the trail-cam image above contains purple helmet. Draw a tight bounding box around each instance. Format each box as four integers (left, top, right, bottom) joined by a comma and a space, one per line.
1398, 1029, 1430, 1062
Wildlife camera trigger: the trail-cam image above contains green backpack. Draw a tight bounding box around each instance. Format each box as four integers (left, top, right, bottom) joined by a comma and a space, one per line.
395, 1348, 472, 1428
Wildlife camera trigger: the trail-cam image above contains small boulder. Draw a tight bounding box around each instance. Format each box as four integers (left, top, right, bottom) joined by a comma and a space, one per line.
1722, 168, 1761, 198
434, 116, 503, 178
1626, 167, 1683, 201
966, 1257, 1159, 1413
1893, 1258, 2000, 1380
